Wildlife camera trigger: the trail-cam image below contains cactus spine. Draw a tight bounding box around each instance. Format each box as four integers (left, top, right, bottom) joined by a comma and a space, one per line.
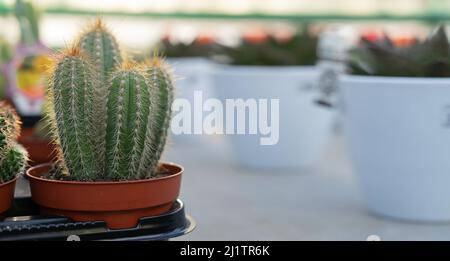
47, 19, 174, 181
0, 102, 28, 183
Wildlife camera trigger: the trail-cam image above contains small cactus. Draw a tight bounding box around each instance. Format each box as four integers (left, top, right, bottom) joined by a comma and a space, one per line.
47, 19, 174, 181
0, 102, 28, 183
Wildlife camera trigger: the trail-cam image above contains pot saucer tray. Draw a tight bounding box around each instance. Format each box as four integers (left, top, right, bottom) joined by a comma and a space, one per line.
0, 197, 195, 241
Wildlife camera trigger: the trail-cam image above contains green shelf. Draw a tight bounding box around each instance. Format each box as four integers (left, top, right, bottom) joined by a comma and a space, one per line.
0, 4, 449, 22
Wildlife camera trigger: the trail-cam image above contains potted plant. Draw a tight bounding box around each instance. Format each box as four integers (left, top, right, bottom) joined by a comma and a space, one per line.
213, 30, 335, 168
340, 25, 450, 221
0, 102, 28, 214
26, 19, 182, 229
158, 35, 220, 143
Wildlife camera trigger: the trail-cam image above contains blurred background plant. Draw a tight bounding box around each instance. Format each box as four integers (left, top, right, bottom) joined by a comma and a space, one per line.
157, 35, 222, 59
217, 29, 318, 66
0, 37, 12, 100
348, 25, 450, 77
14, 0, 40, 46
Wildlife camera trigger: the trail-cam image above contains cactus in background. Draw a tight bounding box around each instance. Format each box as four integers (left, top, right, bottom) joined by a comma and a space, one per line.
47, 19, 174, 181
15, 0, 40, 45
0, 102, 28, 183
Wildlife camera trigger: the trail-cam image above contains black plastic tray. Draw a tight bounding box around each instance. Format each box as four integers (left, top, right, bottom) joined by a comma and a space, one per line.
0, 197, 195, 241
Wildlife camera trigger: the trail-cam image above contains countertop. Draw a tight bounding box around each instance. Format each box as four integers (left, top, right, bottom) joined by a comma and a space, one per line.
15, 133, 450, 240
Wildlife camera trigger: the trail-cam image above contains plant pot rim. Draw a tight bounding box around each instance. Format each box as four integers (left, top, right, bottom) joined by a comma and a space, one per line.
216, 63, 316, 69
166, 57, 210, 61
0, 174, 19, 188
341, 74, 450, 84
26, 162, 183, 185
214, 64, 317, 76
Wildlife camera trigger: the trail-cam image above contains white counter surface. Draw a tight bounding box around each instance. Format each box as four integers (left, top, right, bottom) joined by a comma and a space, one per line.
16, 134, 450, 240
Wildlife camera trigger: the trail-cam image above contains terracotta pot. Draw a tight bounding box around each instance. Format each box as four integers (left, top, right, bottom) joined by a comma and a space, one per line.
18, 128, 55, 165
27, 163, 183, 229
0, 175, 18, 214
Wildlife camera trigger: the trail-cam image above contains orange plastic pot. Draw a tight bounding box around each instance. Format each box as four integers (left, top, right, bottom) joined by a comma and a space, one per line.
27, 163, 183, 229
18, 128, 55, 165
0, 175, 18, 214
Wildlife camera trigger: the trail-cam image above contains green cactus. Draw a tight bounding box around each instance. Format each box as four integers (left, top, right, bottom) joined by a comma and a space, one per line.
47, 19, 174, 181
48, 50, 99, 180
142, 60, 174, 178
77, 19, 123, 174
0, 102, 28, 183
78, 19, 122, 83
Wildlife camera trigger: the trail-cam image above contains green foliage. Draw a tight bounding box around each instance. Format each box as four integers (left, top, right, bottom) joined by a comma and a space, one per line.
158, 38, 221, 58
348, 25, 450, 77
0, 102, 28, 183
47, 19, 174, 181
0, 37, 12, 99
15, 0, 41, 45
221, 32, 318, 66
0, 37, 12, 64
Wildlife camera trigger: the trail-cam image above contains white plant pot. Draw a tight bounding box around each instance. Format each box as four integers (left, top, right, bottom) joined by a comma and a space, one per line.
167, 58, 216, 144
213, 65, 335, 169
340, 75, 450, 221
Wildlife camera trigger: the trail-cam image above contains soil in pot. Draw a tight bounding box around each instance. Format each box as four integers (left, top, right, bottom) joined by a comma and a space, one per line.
26, 162, 183, 229
0, 175, 19, 214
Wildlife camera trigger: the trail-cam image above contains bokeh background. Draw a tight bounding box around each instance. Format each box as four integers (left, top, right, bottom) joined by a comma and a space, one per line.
2, 0, 450, 240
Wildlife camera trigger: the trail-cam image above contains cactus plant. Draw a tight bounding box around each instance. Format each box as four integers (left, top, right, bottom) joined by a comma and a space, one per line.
0, 102, 28, 183
46, 19, 174, 181
348, 25, 450, 77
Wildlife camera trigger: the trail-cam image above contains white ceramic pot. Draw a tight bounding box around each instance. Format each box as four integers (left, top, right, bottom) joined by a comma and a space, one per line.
213, 65, 335, 169
340, 75, 450, 221
167, 58, 216, 144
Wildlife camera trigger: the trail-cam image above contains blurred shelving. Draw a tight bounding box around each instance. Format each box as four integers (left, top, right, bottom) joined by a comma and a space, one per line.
1, 1, 450, 22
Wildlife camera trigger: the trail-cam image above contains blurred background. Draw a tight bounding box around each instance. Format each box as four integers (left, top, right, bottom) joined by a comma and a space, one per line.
2, 0, 450, 240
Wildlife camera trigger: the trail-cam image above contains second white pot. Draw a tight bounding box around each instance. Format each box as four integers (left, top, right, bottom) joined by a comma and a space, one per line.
167, 58, 217, 144
340, 75, 450, 221
213, 65, 335, 169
